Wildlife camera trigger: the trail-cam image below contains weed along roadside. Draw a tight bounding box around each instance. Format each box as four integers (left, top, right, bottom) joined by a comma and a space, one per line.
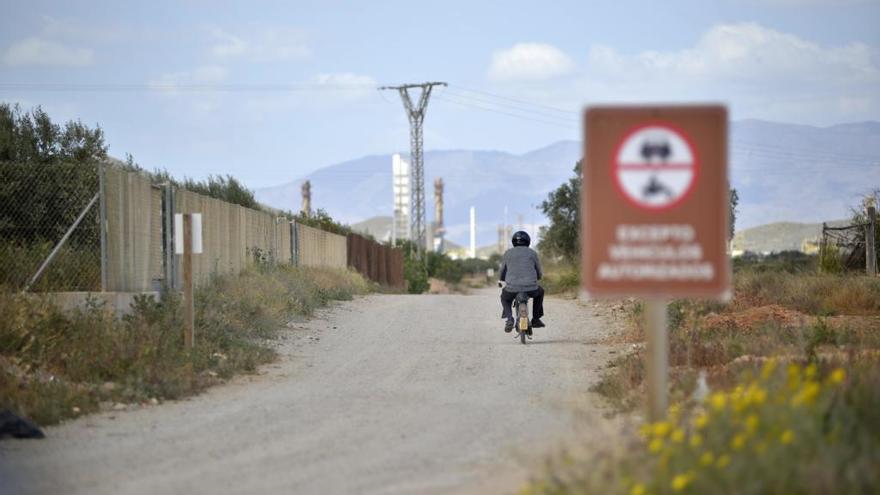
525, 270, 880, 494
0, 266, 371, 427
521, 106, 880, 493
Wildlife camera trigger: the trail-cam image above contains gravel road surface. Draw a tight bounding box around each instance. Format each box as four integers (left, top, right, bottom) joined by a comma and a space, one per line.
1, 289, 619, 495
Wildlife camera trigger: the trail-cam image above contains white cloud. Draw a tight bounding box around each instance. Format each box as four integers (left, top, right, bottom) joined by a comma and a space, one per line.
310, 72, 376, 87
149, 65, 229, 91
309, 72, 377, 100
587, 23, 879, 86
3, 37, 95, 66
148, 66, 230, 114
241, 72, 378, 117
209, 27, 309, 63
488, 42, 574, 82
574, 22, 880, 125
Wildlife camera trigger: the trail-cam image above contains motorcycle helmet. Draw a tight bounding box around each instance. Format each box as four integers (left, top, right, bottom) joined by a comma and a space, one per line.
511, 231, 531, 247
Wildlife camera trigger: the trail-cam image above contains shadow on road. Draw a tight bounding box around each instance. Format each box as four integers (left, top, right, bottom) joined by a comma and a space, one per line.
518, 338, 587, 345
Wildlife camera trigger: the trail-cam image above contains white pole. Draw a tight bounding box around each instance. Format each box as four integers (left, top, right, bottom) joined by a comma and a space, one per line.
469, 207, 476, 258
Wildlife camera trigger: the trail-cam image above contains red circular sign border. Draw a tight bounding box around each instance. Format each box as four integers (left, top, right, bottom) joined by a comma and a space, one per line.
611, 122, 701, 212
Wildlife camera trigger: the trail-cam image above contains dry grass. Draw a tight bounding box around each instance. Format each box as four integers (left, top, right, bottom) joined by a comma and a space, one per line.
732, 271, 880, 316
592, 272, 880, 411
530, 269, 880, 493
0, 265, 371, 426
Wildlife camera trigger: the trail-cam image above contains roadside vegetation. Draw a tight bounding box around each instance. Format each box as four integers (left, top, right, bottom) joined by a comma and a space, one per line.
524, 163, 878, 493
525, 262, 880, 493
0, 103, 383, 429
0, 265, 370, 426
397, 239, 498, 293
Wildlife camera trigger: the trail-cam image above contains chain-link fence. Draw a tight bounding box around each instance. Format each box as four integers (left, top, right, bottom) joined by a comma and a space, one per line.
820, 223, 869, 272
0, 162, 101, 291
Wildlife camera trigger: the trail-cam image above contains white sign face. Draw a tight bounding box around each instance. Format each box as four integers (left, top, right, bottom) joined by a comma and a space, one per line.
614, 124, 698, 211
191, 213, 203, 254
174, 213, 203, 254
174, 214, 184, 254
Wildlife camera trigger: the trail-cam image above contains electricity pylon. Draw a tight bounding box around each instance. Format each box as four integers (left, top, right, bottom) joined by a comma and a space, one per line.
380, 81, 446, 259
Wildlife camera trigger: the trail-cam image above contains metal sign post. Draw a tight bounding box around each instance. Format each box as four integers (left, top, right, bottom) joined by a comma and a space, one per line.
645, 299, 669, 418
581, 106, 730, 421
175, 213, 203, 349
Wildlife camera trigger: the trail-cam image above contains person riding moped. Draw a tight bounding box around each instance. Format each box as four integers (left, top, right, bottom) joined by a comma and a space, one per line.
498, 231, 545, 332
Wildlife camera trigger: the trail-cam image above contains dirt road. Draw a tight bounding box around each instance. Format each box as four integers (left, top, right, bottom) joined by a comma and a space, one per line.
1, 289, 619, 495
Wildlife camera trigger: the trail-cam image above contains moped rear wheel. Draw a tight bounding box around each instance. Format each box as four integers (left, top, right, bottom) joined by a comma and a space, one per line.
520, 330, 527, 345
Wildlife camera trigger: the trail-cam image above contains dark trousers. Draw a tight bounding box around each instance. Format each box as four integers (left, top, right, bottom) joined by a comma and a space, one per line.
500, 287, 544, 320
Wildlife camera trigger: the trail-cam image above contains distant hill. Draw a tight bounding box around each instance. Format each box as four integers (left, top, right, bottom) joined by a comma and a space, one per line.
731, 220, 850, 254
256, 120, 880, 246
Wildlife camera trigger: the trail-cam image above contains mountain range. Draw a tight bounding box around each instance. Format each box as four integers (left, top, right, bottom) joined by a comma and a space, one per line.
255, 120, 880, 247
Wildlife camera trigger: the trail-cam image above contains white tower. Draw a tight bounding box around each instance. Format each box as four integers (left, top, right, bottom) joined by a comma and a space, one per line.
469, 206, 476, 259
391, 154, 411, 244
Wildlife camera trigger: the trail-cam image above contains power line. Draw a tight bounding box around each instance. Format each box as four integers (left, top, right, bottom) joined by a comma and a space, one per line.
448, 84, 575, 115
0, 82, 379, 92
433, 94, 577, 130
441, 88, 579, 124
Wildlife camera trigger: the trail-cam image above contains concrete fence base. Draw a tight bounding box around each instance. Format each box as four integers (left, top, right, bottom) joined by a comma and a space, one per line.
48, 291, 161, 318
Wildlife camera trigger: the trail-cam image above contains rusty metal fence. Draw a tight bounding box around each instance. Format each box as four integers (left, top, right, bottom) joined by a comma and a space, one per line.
347, 233, 405, 289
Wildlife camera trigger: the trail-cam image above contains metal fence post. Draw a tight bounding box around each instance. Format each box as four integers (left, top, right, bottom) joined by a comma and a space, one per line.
867, 205, 877, 276
290, 220, 299, 266
98, 162, 108, 291
163, 183, 176, 290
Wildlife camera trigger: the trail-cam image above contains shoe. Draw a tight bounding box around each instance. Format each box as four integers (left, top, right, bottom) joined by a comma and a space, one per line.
504, 318, 514, 333
531, 318, 545, 328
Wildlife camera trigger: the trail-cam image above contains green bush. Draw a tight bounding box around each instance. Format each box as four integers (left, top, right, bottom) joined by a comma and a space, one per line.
404, 257, 429, 294
541, 263, 580, 295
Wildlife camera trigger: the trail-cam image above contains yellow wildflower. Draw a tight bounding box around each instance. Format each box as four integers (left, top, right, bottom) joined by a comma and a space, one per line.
780, 429, 794, 445
787, 364, 802, 390
672, 429, 685, 444
639, 423, 653, 438
760, 358, 777, 380
690, 433, 703, 448
792, 381, 821, 406
671, 472, 694, 492
694, 413, 709, 429
709, 392, 727, 411
731, 433, 746, 450
717, 454, 731, 468
829, 368, 846, 385
805, 363, 817, 379
755, 441, 768, 454
745, 414, 759, 434
699, 451, 715, 466
630, 483, 646, 495
752, 387, 767, 406
652, 421, 672, 438
649, 438, 664, 453
668, 403, 681, 421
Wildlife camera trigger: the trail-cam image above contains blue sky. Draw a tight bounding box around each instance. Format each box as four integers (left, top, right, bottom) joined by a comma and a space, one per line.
2, 0, 879, 188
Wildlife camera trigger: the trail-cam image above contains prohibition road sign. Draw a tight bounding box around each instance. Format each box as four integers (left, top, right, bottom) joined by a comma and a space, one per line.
581, 105, 730, 300
613, 124, 698, 210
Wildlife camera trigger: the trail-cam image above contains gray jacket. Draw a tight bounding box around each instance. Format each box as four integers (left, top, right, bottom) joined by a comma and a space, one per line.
499, 246, 543, 292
